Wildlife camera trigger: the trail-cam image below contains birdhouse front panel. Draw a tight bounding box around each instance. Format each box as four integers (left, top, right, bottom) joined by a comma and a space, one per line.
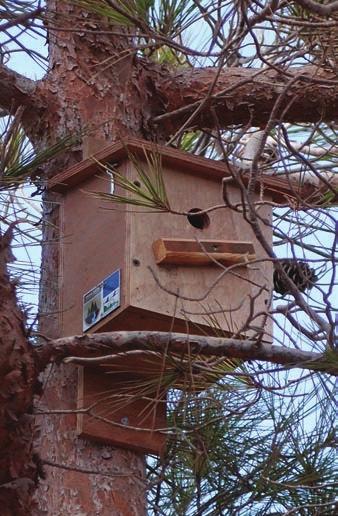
126, 159, 273, 338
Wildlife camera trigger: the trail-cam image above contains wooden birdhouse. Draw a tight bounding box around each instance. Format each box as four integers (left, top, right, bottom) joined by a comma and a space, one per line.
49, 138, 309, 455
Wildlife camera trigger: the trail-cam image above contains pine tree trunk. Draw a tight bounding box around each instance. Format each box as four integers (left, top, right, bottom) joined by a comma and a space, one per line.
32, 3, 153, 513
0, 228, 39, 515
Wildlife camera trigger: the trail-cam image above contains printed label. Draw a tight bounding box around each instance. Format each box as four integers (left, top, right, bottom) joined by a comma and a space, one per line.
83, 269, 120, 331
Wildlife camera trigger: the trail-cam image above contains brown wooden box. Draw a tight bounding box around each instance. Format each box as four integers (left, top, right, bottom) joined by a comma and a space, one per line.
49, 138, 307, 452
49, 138, 302, 339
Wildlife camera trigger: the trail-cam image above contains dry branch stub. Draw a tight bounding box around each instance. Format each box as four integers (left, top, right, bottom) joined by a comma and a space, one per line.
48, 138, 305, 453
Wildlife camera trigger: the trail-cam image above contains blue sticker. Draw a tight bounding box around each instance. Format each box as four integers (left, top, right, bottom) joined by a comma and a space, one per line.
103, 270, 120, 315
83, 269, 120, 331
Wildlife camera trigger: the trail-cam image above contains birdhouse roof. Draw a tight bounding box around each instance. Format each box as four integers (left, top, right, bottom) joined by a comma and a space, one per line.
48, 137, 314, 204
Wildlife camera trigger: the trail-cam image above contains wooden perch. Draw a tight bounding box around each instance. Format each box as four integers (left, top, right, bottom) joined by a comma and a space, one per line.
153, 238, 256, 266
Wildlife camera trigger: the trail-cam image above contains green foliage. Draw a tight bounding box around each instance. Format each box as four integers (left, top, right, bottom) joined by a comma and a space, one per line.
0, 116, 26, 180
307, 348, 338, 376
179, 131, 202, 152
1, 2, 337, 514
69, 0, 155, 26
0, 116, 80, 190
148, 378, 336, 515
315, 188, 338, 207
146, 0, 201, 64
148, 44, 188, 65
93, 148, 171, 211
150, 0, 198, 37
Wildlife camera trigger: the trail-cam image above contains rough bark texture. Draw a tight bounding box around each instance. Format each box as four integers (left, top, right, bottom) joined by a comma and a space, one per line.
3, 62, 338, 139
30, 2, 159, 153
0, 228, 39, 516
0, 66, 43, 115
35, 362, 146, 516
154, 65, 338, 131
30, 3, 150, 514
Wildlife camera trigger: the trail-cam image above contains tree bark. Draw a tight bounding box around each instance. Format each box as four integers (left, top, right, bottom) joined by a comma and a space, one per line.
0, 66, 41, 114
0, 2, 337, 513
153, 65, 338, 131
1, 62, 338, 139
32, 3, 149, 514
0, 227, 39, 516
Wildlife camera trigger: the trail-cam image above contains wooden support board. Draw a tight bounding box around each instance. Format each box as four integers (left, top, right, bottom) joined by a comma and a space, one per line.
153, 238, 256, 266
77, 366, 167, 455
47, 137, 314, 204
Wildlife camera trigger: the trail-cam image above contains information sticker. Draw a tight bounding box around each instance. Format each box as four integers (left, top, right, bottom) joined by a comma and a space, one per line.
83, 269, 120, 331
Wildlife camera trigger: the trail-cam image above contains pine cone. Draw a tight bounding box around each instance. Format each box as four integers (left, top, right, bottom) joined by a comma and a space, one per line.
274, 260, 318, 295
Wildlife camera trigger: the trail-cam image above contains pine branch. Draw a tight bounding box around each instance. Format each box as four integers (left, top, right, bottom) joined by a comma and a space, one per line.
0, 65, 40, 113
153, 65, 338, 130
0, 6, 43, 32
34, 331, 337, 376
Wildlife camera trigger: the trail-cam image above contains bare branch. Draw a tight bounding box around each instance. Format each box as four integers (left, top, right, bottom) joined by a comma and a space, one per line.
34, 331, 336, 375
292, 0, 338, 16
237, 130, 338, 192
0, 6, 43, 32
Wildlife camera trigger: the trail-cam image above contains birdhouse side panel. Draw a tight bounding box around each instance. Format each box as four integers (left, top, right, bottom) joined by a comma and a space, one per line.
60, 166, 129, 337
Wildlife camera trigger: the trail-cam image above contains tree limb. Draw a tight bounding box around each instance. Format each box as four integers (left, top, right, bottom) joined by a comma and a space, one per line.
0, 227, 39, 513
0, 6, 43, 32
153, 65, 338, 130
0, 65, 41, 113
292, 0, 338, 16
34, 331, 337, 376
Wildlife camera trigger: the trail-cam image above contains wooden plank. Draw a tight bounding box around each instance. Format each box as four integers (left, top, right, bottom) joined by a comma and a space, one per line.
153, 238, 256, 266
88, 305, 237, 338
47, 137, 311, 203
77, 366, 167, 455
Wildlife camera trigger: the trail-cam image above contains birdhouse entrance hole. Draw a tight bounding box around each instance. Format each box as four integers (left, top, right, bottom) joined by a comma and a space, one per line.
187, 208, 210, 229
